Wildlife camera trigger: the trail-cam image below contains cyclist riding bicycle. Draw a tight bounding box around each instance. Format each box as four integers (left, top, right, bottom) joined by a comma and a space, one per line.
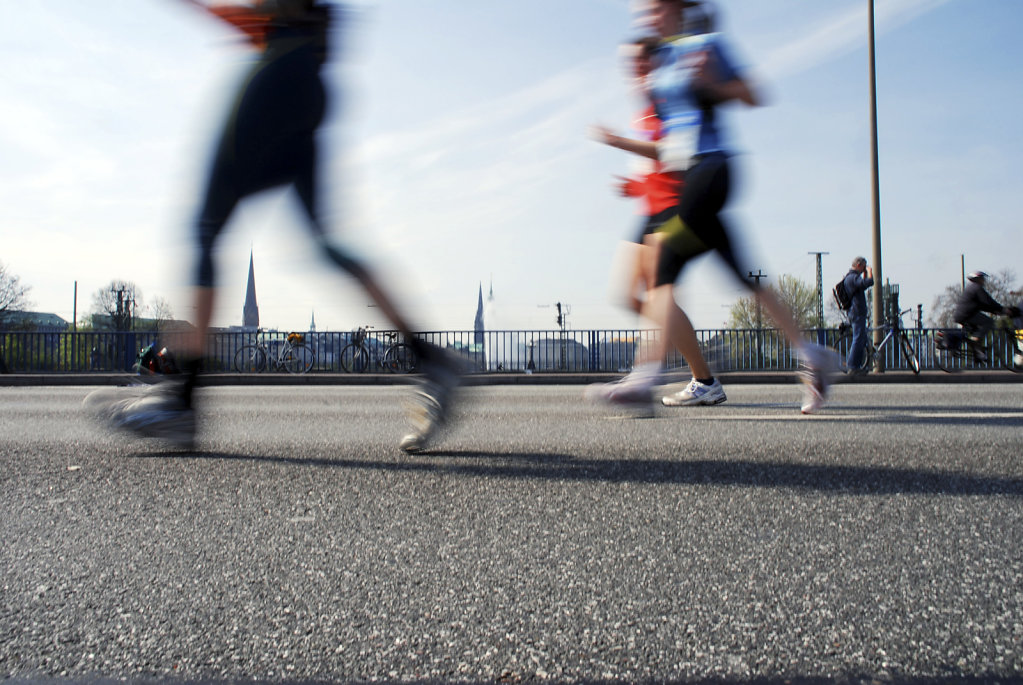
951, 271, 1012, 362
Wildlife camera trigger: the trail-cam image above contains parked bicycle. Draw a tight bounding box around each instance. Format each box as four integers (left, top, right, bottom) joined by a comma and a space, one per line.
933, 314, 1023, 373
339, 327, 418, 373
234, 331, 315, 374
833, 308, 920, 374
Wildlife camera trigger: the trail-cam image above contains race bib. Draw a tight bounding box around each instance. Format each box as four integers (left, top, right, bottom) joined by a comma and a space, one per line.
659, 114, 699, 171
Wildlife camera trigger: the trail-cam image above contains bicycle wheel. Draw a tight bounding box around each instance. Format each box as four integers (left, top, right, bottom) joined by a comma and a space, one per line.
382, 343, 418, 374
933, 339, 960, 373
993, 330, 1023, 373
860, 342, 876, 373
340, 343, 369, 373
900, 334, 920, 374
283, 343, 315, 374
234, 345, 267, 373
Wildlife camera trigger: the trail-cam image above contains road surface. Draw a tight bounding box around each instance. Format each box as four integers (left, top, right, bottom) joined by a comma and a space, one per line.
2, 383, 1021, 682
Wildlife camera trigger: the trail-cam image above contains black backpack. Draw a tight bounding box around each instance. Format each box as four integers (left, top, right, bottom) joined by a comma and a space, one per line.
833, 278, 852, 311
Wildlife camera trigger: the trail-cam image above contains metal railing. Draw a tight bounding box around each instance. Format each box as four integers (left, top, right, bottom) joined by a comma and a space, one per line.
2, 326, 1018, 375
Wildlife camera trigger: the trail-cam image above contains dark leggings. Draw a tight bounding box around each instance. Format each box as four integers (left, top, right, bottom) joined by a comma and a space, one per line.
654, 153, 754, 290
195, 42, 367, 288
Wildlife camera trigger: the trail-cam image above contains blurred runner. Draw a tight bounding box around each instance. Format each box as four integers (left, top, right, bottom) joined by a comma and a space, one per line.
590, 0, 838, 414
86, 0, 459, 451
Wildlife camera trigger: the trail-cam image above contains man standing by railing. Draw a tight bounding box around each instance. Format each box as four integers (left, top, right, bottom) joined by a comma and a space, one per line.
843, 256, 874, 374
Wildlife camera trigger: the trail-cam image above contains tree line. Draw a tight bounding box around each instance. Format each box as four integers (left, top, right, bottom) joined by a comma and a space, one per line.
0, 261, 175, 331
726, 270, 1020, 330
2, 260, 1020, 332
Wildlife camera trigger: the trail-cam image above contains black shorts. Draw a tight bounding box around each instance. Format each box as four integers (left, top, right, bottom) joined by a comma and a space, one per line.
653, 153, 755, 289
195, 42, 327, 287
633, 206, 679, 244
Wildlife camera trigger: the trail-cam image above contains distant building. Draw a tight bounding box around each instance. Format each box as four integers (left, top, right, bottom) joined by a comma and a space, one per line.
0, 311, 69, 332
89, 314, 194, 333
597, 335, 639, 372
530, 336, 589, 372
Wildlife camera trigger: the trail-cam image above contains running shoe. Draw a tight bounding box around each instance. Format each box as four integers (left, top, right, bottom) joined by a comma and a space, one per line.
399, 346, 462, 453
661, 377, 727, 406
84, 382, 195, 449
799, 344, 840, 415
584, 377, 655, 417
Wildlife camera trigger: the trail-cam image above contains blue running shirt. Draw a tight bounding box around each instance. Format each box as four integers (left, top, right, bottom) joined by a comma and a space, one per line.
649, 33, 742, 170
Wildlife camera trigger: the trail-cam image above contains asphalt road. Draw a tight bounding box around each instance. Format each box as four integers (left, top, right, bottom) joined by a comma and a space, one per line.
1, 383, 1022, 684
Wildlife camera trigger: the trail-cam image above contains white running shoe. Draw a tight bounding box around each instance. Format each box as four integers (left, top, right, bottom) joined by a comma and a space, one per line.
400, 346, 462, 453
661, 378, 727, 406
584, 377, 655, 417
84, 382, 195, 449
799, 344, 840, 415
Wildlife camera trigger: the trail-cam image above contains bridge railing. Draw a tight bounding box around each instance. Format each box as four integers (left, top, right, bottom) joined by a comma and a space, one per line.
0, 326, 1011, 374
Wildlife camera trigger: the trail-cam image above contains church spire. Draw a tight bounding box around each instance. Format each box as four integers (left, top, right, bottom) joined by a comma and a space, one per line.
243, 249, 259, 329
474, 282, 485, 342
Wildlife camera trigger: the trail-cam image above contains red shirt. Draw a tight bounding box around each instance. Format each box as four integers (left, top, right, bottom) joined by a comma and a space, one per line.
206, 5, 273, 49
626, 106, 682, 216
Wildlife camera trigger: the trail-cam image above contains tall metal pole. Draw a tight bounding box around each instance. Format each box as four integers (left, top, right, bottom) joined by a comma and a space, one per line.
808, 251, 829, 329
868, 0, 884, 370
748, 270, 766, 368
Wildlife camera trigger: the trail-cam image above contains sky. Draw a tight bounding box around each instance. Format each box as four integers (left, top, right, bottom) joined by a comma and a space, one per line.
4, 0, 1022, 334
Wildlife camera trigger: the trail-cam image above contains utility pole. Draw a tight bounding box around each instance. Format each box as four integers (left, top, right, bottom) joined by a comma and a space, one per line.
112, 287, 125, 331
536, 301, 571, 370
747, 270, 767, 330
808, 251, 829, 330
748, 270, 766, 368
555, 302, 570, 371
111, 286, 135, 331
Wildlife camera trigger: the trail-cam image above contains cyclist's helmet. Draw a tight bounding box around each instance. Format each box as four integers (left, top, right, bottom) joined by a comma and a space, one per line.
967, 271, 988, 283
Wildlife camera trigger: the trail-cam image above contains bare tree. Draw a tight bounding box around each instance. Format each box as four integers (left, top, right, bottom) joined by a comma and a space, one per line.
91, 280, 144, 330
929, 269, 1019, 327
728, 274, 817, 330
149, 297, 175, 326
0, 261, 33, 326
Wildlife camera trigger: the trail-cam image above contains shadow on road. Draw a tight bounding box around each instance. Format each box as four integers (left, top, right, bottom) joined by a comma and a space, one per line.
137, 449, 1022, 499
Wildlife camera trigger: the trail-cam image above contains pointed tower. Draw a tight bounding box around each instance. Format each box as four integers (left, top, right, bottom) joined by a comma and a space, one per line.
474, 283, 485, 344
474, 283, 487, 371
242, 250, 260, 330
309, 310, 316, 332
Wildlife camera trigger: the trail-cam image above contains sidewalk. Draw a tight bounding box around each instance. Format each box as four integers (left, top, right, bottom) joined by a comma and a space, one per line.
2, 370, 1021, 387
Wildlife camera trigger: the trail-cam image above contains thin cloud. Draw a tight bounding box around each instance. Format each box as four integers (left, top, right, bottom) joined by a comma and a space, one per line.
759, 0, 952, 80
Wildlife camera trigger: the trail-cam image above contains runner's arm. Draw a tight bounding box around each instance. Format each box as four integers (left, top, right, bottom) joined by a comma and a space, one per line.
590, 126, 660, 161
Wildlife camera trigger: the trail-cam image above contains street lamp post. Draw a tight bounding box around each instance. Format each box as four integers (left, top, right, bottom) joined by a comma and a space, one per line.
868, 0, 885, 371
